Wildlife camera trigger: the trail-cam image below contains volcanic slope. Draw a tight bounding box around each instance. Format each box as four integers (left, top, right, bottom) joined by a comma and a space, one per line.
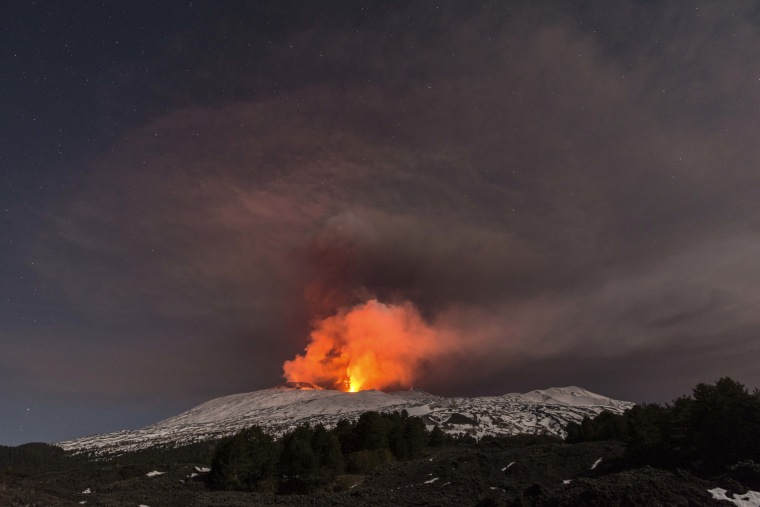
57, 383, 633, 456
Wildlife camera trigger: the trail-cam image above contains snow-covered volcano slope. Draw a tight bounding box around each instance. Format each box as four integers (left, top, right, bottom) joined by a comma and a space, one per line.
57, 382, 633, 456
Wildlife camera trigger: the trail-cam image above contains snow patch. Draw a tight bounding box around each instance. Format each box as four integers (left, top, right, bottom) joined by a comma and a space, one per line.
146, 470, 164, 477
81, 488, 91, 494
424, 477, 439, 484
522, 386, 625, 408
591, 458, 602, 470
708, 487, 760, 507
563, 479, 572, 485
502, 461, 516, 471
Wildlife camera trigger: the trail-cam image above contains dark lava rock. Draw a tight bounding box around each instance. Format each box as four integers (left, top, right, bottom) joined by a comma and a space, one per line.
0, 440, 739, 506
722, 460, 760, 491
532, 466, 730, 507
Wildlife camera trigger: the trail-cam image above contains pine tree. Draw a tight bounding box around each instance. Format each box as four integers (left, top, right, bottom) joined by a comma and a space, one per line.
311, 424, 344, 476
208, 426, 277, 491
404, 415, 428, 458
279, 425, 316, 478
355, 411, 390, 451
429, 425, 449, 447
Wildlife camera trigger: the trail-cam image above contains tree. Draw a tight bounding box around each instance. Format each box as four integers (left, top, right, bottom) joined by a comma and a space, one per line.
354, 411, 390, 451
311, 424, 344, 476
429, 425, 449, 447
624, 403, 670, 463
278, 425, 318, 493
386, 411, 409, 459
334, 419, 358, 454
279, 425, 316, 478
565, 377, 760, 471
403, 414, 428, 458
566, 411, 628, 443
208, 426, 278, 491
688, 377, 760, 466
211, 411, 434, 492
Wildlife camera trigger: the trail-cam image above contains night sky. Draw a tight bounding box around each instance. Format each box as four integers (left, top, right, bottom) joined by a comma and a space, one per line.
2, 1, 760, 446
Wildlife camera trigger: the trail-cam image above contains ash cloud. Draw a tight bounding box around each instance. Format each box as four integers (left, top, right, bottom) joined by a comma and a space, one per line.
28, 1, 760, 403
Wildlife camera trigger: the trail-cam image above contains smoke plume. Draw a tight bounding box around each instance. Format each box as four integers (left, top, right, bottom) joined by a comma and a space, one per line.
283, 299, 440, 392
25, 1, 760, 404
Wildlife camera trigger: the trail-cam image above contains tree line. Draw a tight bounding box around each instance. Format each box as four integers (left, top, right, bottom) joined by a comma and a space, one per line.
208, 410, 453, 493
0, 442, 71, 475
565, 377, 760, 472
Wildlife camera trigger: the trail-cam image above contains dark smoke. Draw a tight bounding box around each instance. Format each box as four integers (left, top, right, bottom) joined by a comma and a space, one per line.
24, 1, 760, 404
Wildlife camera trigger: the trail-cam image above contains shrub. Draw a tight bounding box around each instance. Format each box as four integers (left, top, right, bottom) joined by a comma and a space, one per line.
346, 448, 393, 473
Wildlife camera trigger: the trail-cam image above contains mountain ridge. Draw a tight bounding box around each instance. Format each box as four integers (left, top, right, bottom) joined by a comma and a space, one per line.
57, 385, 634, 456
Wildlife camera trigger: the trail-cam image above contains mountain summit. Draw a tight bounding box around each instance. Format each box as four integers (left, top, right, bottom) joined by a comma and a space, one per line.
57, 386, 633, 456
281, 381, 324, 390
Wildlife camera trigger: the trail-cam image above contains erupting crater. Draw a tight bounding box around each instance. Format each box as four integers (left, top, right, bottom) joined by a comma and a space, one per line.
283, 299, 439, 392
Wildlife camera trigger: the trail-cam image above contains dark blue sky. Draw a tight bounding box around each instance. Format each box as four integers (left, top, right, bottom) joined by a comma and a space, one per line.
2, 1, 760, 446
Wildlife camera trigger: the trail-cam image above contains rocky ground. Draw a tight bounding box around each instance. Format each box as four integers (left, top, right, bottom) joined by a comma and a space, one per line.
0, 439, 751, 506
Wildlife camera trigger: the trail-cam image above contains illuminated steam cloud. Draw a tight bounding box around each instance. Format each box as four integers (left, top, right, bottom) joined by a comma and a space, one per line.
283, 299, 440, 392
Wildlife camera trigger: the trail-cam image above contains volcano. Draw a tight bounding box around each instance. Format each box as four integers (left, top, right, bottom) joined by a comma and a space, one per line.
57, 385, 633, 456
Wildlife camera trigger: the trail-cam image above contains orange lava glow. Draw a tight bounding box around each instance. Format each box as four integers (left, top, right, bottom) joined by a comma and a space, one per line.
283, 299, 437, 392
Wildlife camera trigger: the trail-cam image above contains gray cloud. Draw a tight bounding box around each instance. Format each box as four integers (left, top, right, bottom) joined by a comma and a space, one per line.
29, 0, 760, 403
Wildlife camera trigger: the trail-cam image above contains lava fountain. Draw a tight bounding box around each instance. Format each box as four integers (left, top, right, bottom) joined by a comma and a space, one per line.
283, 299, 437, 392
